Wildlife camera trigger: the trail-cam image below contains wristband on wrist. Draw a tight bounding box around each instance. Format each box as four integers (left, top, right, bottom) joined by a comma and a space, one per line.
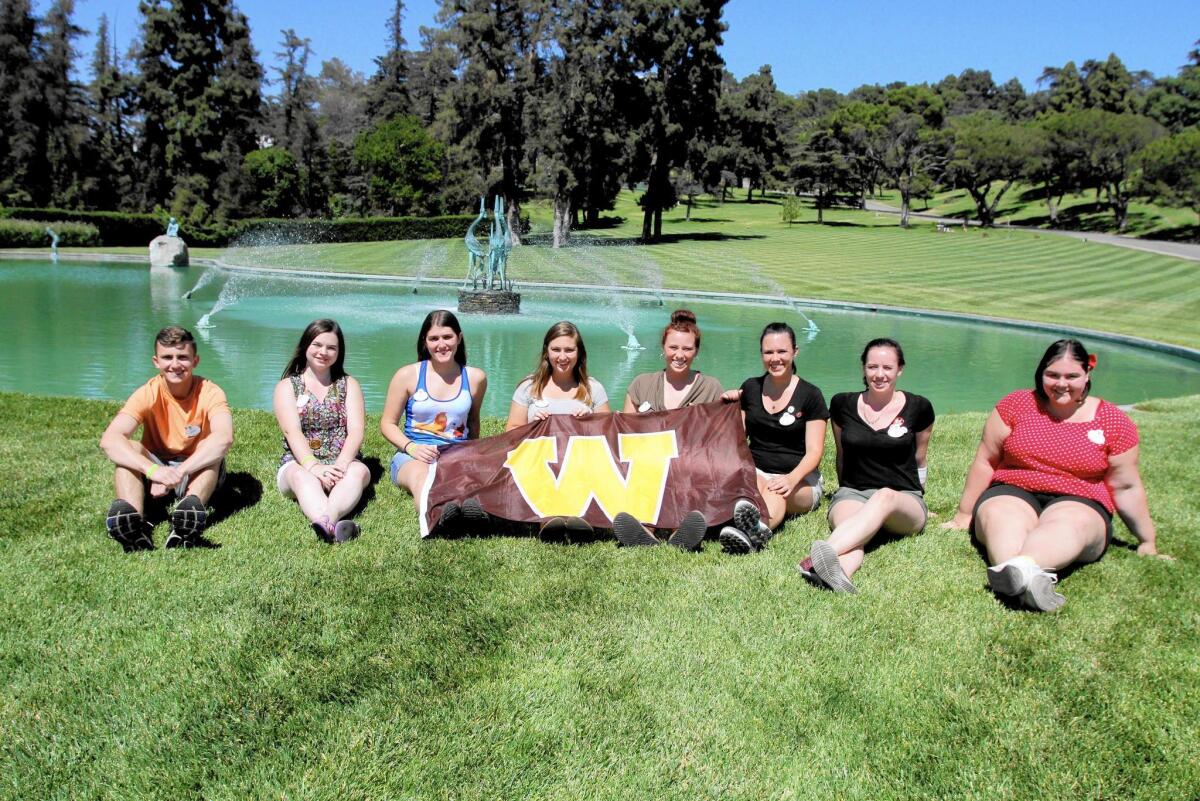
402, 441, 412, 455
300, 454, 318, 466
145, 463, 159, 479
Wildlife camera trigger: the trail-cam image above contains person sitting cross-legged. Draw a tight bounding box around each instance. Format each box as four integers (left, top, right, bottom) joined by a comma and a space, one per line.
99, 326, 233, 550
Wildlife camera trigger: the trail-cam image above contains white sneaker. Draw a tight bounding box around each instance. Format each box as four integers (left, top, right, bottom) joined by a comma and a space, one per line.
987, 556, 1038, 596
1022, 570, 1066, 612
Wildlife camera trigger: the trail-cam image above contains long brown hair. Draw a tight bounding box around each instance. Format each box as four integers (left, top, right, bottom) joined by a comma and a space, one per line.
528, 321, 593, 405
281, 319, 347, 380
416, 309, 467, 366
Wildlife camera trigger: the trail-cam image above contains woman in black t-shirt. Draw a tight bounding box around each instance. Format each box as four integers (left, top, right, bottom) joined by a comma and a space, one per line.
718, 322, 829, 554
800, 338, 934, 593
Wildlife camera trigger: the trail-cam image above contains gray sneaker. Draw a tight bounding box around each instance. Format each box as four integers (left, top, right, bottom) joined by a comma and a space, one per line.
1021, 570, 1066, 612
613, 512, 661, 547
666, 510, 706, 551
733, 499, 761, 536
810, 540, 858, 594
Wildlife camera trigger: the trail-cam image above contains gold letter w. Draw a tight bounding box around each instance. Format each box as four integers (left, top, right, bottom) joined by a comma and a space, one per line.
504, 432, 679, 522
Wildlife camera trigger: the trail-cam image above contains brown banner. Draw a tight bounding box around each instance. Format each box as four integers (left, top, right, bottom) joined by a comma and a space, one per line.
420, 401, 765, 536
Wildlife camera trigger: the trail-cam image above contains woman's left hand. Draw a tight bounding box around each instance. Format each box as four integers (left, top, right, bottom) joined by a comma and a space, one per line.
570, 407, 591, 418
1137, 541, 1174, 560
766, 474, 797, 496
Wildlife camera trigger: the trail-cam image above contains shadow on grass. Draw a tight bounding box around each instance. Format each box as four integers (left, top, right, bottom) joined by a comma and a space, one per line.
788, 220, 872, 228
575, 215, 625, 230
525, 232, 765, 247
348, 456, 386, 519
665, 217, 733, 224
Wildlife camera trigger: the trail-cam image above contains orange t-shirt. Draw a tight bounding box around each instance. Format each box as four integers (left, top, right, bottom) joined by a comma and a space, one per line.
119, 374, 230, 460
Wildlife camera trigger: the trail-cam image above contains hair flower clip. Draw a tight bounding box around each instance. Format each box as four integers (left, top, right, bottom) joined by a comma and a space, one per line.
1087, 353, 1097, 370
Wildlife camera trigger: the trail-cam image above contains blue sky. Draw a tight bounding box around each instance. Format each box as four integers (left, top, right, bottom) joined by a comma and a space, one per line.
72, 0, 1199, 93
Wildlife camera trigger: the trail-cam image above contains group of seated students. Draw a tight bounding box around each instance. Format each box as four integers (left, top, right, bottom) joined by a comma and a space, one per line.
99, 309, 1162, 613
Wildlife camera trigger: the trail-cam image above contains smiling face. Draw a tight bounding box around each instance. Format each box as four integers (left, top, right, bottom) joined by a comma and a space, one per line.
759, 332, 796, 378
305, 331, 340, 373
663, 329, 698, 376
1041, 355, 1089, 408
546, 335, 579, 377
424, 325, 461, 366
863, 345, 903, 394
152, 342, 198, 391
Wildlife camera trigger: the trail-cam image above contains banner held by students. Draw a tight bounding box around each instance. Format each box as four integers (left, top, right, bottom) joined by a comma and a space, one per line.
420, 402, 764, 537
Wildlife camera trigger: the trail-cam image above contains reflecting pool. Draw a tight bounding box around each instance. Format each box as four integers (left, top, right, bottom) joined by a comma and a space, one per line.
3, 259, 1199, 417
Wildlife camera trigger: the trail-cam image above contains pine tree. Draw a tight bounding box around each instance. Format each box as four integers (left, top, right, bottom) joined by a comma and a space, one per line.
40, 0, 88, 206
367, 0, 409, 122
270, 28, 322, 212
135, 0, 263, 221
88, 14, 137, 209
437, 0, 549, 240
626, 0, 728, 242
0, 0, 48, 205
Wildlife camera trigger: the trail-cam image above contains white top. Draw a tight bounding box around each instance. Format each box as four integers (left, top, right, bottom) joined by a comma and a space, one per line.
512, 377, 608, 423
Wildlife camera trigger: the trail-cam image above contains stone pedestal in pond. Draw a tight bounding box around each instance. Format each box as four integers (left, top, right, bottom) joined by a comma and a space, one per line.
458, 289, 520, 314
149, 235, 189, 268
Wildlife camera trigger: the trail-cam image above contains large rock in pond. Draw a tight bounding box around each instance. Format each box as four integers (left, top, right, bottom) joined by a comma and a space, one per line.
149, 235, 189, 268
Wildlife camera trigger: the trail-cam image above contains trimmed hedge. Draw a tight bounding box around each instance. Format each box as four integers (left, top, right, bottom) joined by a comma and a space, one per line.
0, 218, 100, 247
0, 208, 530, 247
0, 208, 160, 246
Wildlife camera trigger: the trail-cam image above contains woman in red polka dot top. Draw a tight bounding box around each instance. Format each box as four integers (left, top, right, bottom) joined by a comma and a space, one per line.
945, 339, 1162, 612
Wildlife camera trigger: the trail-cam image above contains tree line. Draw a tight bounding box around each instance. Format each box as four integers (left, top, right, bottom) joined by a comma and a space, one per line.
0, 0, 1197, 243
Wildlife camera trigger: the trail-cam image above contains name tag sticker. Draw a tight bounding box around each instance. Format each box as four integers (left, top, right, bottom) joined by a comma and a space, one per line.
184, 425, 201, 438
638, 401, 652, 412
1087, 429, 1105, 445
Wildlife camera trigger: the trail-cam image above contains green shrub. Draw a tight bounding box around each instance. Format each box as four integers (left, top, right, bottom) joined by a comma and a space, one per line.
0, 207, 531, 247
0, 218, 100, 247
0, 207, 161, 246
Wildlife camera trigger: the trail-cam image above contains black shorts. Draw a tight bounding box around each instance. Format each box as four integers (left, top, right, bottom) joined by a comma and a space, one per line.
973, 483, 1113, 545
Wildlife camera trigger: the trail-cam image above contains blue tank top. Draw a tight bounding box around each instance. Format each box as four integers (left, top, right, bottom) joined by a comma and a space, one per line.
403, 361, 473, 446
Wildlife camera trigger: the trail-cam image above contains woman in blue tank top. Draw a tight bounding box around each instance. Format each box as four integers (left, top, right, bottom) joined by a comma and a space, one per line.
381, 310, 488, 524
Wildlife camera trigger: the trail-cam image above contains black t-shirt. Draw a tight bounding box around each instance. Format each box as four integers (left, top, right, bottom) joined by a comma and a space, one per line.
829, 391, 935, 494
740, 375, 829, 474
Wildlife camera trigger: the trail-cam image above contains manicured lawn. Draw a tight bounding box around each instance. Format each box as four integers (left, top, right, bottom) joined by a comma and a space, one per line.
878, 183, 1199, 239
57, 191, 1200, 349
1, 392, 1196, 799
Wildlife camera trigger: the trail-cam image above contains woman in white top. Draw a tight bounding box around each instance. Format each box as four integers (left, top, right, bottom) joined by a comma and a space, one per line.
506, 321, 610, 540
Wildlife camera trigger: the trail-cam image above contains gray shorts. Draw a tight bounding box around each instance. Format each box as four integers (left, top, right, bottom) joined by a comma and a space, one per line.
756, 468, 823, 512
827, 486, 928, 530
148, 455, 226, 499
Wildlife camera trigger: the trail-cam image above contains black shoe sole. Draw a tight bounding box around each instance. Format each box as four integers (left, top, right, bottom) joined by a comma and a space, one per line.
733, 500, 761, 536
667, 511, 706, 551
461, 497, 489, 535
719, 526, 756, 555
613, 512, 661, 547
106, 500, 153, 551
167, 496, 208, 549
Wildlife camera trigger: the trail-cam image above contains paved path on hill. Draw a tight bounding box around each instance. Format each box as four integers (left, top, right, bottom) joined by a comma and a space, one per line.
861, 200, 1200, 262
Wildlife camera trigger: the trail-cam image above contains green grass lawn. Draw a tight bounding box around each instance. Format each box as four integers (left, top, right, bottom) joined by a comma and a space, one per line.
1, 393, 1196, 799
55, 191, 1200, 349
878, 183, 1199, 240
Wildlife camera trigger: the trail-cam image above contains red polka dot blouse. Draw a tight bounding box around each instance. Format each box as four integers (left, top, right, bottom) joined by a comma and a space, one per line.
990, 390, 1138, 513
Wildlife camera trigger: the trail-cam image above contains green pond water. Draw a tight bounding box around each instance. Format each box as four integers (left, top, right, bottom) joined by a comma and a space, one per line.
3, 259, 1199, 418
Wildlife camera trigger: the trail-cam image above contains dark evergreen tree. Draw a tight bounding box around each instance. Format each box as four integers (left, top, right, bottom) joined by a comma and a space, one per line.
269, 28, 322, 213
87, 14, 137, 209
135, 0, 264, 221
943, 111, 1036, 226
626, 0, 728, 242
531, 0, 636, 246
436, 0, 549, 240
367, 0, 409, 122
0, 0, 48, 205
720, 65, 785, 201
407, 25, 456, 127
1144, 40, 1200, 132
40, 0, 88, 206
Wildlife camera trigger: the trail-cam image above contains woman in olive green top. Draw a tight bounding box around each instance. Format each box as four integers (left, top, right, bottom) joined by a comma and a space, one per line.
615, 309, 723, 550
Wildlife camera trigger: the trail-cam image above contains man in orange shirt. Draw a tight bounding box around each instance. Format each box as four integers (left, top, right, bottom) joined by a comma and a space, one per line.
100, 326, 234, 550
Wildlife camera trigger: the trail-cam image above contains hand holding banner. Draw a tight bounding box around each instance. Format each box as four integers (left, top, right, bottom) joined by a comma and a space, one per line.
421, 402, 765, 537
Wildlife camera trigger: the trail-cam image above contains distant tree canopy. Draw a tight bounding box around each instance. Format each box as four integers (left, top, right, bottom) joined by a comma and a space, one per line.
0, 5, 1194, 239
